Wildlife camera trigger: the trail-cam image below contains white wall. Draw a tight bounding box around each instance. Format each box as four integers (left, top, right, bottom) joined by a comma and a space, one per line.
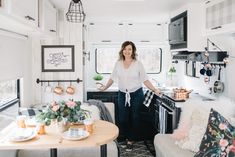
0, 33, 33, 106
31, 11, 84, 105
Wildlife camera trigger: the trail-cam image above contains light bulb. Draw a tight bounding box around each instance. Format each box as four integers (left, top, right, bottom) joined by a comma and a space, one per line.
204, 51, 209, 57
223, 57, 229, 64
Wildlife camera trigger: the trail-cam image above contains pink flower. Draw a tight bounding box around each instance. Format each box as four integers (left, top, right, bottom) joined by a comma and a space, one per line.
66, 101, 76, 108
220, 139, 229, 147
233, 139, 235, 146
228, 145, 235, 154
51, 101, 57, 106
219, 123, 227, 130
52, 105, 59, 112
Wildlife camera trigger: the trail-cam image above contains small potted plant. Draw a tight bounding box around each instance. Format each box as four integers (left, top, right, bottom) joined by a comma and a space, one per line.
93, 73, 103, 81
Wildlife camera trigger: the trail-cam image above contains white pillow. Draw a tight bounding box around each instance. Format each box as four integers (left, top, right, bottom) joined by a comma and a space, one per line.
81, 103, 100, 121
175, 109, 209, 152
175, 97, 235, 152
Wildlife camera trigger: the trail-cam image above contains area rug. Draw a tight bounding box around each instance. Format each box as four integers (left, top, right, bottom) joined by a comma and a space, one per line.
119, 140, 155, 157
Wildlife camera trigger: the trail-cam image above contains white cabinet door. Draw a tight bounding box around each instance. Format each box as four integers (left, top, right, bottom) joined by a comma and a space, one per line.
88, 23, 125, 43
205, 0, 235, 35
126, 23, 164, 43
42, 0, 57, 35
10, 0, 38, 27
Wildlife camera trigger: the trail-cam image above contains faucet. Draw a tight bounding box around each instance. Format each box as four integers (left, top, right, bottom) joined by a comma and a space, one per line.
208, 87, 213, 94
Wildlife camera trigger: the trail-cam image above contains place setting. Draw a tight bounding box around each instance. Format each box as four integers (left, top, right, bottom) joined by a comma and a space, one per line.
3, 115, 39, 143
62, 128, 90, 141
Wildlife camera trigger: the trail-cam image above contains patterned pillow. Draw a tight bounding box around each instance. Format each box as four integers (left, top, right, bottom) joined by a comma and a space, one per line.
194, 108, 235, 157
18, 107, 42, 117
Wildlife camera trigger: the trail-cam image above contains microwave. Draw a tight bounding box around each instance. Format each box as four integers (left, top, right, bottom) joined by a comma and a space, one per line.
169, 11, 187, 49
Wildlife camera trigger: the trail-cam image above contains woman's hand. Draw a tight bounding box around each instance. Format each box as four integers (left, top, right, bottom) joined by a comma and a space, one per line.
96, 82, 106, 91
153, 88, 162, 96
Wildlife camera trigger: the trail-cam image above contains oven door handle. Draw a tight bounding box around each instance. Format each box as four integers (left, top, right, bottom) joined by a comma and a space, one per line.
160, 103, 174, 113
167, 111, 174, 115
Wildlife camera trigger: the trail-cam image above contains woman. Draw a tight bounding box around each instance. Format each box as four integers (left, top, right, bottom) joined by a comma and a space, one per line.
98, 41, 161, 151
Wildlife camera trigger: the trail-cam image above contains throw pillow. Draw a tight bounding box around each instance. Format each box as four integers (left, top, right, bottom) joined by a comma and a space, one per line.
175, 109, 209, 152
194, 108, 235, 157
18, 107, 42, 117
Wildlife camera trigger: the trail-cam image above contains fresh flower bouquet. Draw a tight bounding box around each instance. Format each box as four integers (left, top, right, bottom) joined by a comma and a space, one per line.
36, 100, 90, 126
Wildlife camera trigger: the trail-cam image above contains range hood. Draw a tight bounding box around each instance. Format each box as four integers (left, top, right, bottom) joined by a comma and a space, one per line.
172, 51, 198, 61
172, 51, 227, 63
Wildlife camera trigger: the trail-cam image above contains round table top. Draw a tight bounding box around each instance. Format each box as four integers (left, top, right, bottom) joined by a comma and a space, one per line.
0, 120, 119, 150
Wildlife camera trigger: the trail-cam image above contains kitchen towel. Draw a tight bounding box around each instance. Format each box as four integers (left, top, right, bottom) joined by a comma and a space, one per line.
143, 90, 155, 107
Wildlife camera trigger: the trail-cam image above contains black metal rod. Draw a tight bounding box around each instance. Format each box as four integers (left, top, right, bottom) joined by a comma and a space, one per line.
50, 148, 57, 157
202, 62, 226, 67
100, 144, 107, 157
36, 78, 82, 84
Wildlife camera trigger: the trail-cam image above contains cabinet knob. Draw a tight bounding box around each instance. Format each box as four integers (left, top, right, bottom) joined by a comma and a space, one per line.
50, 30, 56, 32
25, 15, 35, 21
211, 26, 222, 30
101, 40, 111, 42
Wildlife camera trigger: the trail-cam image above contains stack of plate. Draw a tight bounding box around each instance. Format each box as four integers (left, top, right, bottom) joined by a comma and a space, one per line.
62, 128, 89, 141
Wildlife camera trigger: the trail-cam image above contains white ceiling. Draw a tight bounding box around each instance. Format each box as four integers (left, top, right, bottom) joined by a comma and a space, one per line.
50, 0, 204, 22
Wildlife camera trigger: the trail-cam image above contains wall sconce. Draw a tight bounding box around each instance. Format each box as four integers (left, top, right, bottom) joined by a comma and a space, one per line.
66, 0, 86, 23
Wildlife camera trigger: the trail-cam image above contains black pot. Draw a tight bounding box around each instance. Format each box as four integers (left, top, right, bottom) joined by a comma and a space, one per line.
206, 69, 212, 76
200, 68, 206, 75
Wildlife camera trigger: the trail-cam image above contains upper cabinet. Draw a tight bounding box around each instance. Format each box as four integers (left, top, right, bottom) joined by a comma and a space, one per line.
0, 0, 58, 37
87, 22, 166, 43
205, 0, 235, 35
10, 0, 38, 27
87, 23, 125, 43
40, 0, 57, 36
126, 23, 165, 43
170, 3, 206, 51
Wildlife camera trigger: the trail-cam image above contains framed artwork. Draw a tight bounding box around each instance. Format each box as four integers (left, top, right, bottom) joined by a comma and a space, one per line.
0, 0, 1, 7
41, 45, 75, 72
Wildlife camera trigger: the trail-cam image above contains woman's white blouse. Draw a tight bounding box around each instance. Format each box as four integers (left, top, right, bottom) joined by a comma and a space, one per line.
110, 60, 148, 93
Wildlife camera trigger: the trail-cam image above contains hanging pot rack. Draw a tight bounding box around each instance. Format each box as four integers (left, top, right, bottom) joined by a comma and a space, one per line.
36, 78, 82, 85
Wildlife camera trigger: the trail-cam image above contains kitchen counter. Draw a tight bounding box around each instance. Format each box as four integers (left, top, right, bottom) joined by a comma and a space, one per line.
174, 93, 217, 108
86, 87, 118, 92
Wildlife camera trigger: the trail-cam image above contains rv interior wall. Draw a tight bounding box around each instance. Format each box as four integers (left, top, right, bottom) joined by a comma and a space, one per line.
0, 34, 33, 106
183, 35, 235, 101
84, 43, 172, 92
32, 12, 84, 106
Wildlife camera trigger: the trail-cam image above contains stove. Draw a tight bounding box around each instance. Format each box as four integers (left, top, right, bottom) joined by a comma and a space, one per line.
154, 93, 183, 134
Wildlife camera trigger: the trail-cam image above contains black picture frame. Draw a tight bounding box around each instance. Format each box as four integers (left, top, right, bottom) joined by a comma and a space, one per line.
41, 45, 75, 72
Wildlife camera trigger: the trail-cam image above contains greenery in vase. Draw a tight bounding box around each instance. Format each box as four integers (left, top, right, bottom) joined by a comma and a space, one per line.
36, 100, 90, 126
168, 66, 176, 81
93, 74, 103, 81
168, 66, 176, 74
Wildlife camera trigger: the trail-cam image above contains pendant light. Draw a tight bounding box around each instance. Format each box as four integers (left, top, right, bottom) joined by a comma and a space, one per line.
66, 0, 86, 23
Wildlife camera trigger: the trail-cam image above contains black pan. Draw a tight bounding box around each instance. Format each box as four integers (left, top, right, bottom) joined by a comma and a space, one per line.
213, 67, 224, 93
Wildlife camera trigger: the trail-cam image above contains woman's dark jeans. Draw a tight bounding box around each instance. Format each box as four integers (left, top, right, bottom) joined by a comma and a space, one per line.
118, 88, 144, 141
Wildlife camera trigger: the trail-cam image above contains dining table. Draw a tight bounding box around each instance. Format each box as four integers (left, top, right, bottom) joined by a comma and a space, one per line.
0, 120, 119, 157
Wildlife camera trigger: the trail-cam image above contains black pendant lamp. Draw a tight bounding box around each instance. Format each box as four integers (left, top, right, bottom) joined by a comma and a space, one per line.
66, 0, 86, 23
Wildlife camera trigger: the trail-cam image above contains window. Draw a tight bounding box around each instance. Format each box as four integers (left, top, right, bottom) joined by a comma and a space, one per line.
95, 45, 162, 74
0, 79, 19, 110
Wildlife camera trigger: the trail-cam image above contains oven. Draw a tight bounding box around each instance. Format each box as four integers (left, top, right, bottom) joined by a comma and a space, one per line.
154, 95, 181, 134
